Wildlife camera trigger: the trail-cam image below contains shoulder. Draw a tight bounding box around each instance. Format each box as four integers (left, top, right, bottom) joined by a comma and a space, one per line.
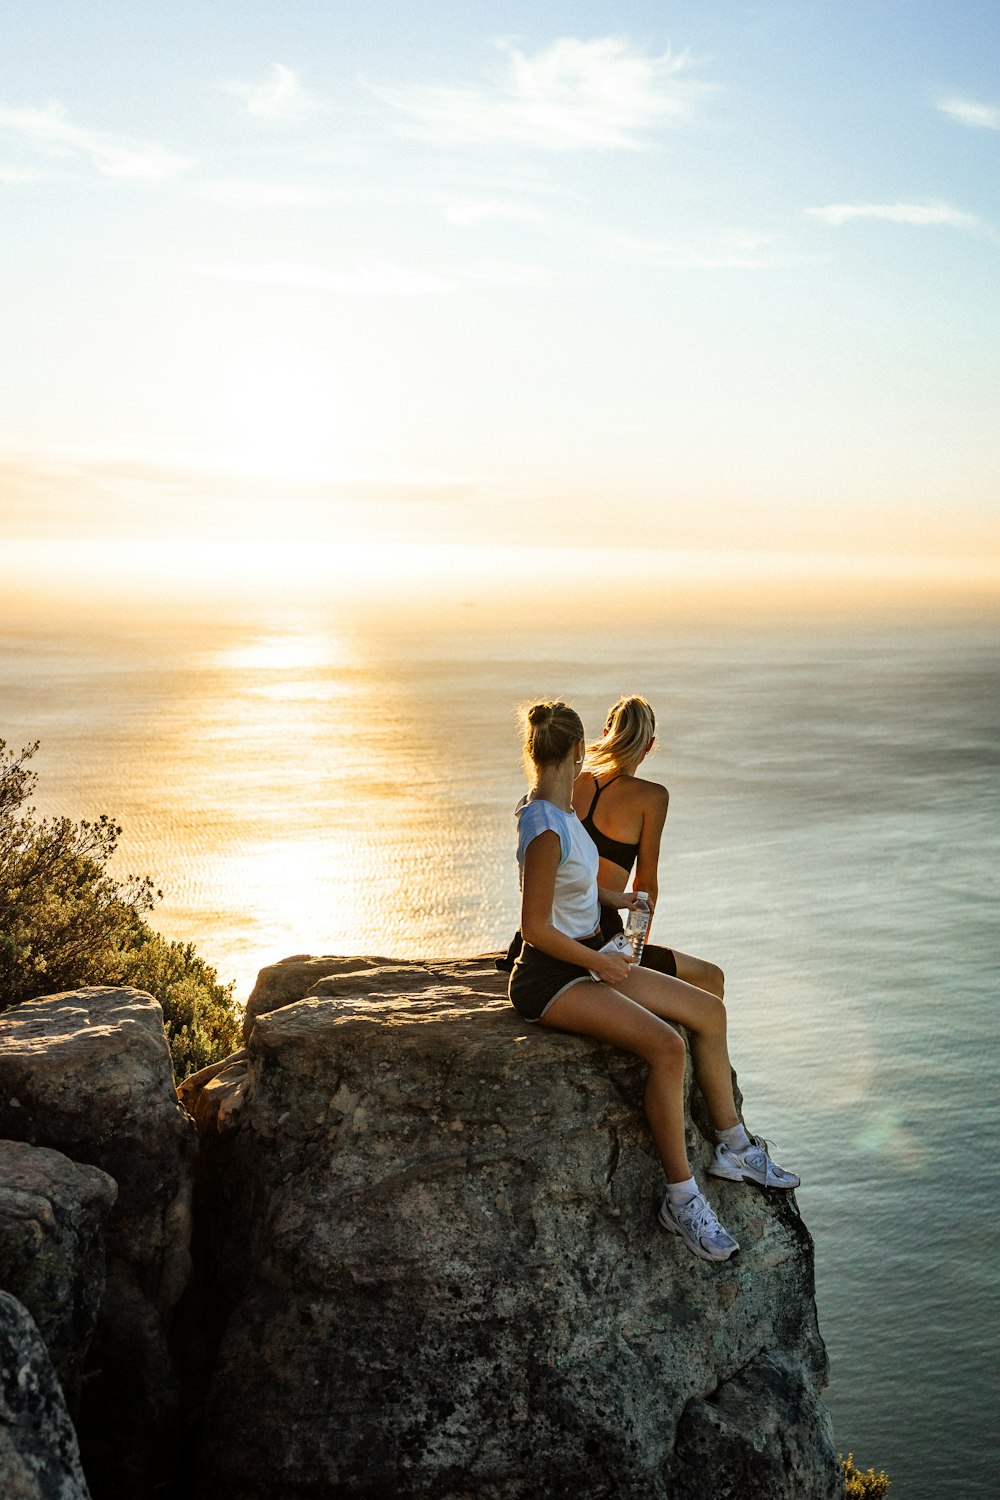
633, 777, 669, 814
516, 798, 570, 860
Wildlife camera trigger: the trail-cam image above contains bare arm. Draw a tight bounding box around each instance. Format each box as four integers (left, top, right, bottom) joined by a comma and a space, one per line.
520, 832, 634, 986
598, 885, 641, 910
634, 783, 669, 918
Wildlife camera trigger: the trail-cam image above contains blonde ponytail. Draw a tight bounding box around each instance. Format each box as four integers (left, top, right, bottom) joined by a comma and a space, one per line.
585, 695, 655, 775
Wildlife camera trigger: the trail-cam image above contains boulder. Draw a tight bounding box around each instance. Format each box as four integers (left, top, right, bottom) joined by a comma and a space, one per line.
671, 1349, 843, 1498
0, 1290, 92, 1500
0, 1140, 117, 1410
0, 987, 198, 1499
242, 951, 484, 1040
191, 955, 840, 1499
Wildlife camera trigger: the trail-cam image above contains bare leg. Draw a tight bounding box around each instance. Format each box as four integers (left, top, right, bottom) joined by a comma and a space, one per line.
541, 980, 691, 1182
616, 967, 740, 1133
670, 949, 725, 1000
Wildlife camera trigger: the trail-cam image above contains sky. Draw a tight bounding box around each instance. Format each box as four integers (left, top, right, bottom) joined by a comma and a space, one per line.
2, 0, 999, 610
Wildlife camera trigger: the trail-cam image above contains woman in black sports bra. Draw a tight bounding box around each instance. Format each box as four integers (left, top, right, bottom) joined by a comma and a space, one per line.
572, 696, 725, 998
503, 697, 800, 1263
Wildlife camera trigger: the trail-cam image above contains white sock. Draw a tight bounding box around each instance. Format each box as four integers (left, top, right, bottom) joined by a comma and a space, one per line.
715, 1123, 751, 1152
665, 1175, 698, 1205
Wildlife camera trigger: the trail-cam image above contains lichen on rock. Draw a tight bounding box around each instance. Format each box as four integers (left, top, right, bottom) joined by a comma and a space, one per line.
0, 1290, 93, 1500
0, 1139, 116, 1411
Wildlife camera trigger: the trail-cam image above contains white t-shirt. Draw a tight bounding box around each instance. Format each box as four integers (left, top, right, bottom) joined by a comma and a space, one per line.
515, 795, 600, 939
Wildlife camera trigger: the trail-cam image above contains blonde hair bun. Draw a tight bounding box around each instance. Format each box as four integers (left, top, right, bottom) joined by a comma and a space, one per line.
520, 699, 585, 770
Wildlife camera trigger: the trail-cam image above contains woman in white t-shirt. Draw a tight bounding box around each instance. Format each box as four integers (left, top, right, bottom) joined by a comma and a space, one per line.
508, 699, 798, 1264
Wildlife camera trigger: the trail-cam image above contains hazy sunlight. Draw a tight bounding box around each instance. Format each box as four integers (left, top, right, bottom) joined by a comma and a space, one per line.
224, 358, 340, 478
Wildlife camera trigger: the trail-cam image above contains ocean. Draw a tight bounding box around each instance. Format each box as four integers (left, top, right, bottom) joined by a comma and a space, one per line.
2, 596, 998, 1498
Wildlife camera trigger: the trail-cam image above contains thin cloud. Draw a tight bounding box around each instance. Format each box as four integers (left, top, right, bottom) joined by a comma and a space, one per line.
196, 257, 553, 296
196, 179, 332, 207
600, 227, 778, 270
455, 260, 553, 287
377, 36, 709, 152
445, 198, 548, 228
807, 201, 981, 230
936, 96, 1000, 130
0, 450, 488, 536
200, 260, 454, 296
224, 64, 326, 121
0, 163, 47, 182
0, 101, 190, 178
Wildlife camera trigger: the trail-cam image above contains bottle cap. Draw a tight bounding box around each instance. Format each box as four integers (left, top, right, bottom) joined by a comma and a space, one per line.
636, 891, 648, 901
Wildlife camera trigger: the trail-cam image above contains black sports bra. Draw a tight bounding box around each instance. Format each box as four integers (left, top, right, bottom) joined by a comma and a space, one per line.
580, 776, 640, 872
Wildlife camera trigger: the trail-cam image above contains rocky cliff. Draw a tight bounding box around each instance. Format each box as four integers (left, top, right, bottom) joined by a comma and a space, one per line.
188, 954, 842, 1499
0, 986, 198, 1498
0, 958, 844, 1500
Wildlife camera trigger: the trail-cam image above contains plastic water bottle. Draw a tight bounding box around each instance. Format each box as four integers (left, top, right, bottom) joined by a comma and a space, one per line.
624, 893, 651, 964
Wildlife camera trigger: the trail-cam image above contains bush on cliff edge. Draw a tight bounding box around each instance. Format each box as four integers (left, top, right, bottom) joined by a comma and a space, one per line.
842, 1453, 891, 1497
0, 739, 241, 1078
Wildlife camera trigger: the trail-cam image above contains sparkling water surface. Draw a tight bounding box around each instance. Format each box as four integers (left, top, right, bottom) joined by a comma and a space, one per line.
2, 600, 998, 1499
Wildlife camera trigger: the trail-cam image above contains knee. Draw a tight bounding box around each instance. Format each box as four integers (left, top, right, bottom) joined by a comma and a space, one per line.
706, 963, 725, 999
647, 1022, 687, 1074
696, 994, 728, 1040
690, 959, 724, 998
677, 954, 725, 998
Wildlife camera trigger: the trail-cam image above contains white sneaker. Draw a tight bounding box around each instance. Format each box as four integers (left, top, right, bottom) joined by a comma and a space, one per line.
708, 1134, 800, 1190
658, 1191, 740, 1263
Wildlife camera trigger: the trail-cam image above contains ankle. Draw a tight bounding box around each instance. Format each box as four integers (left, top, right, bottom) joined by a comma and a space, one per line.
715, 1122, 751, 1151
664, 1175, 698, 1205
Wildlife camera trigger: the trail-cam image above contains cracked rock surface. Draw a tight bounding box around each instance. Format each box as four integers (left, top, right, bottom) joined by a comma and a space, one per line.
189, 954, 842, 1499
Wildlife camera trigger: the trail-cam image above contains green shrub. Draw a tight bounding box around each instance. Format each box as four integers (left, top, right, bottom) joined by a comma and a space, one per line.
842, 1453, 891, 1497
109, 924, 242, 1079
0, 739, 241, 1079
0, 740, 157, 1004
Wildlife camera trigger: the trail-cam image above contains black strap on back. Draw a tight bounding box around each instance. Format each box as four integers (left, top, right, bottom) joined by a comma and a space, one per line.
586, 773, 620, 817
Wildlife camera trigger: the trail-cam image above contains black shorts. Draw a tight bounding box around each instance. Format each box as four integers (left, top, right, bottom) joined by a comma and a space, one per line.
497, 913, 677, 986
508, 930, 604, 1023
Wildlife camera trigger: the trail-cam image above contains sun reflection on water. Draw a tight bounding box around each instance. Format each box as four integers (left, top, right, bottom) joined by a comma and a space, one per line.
96, 616, 518, 994
214, 632, 350, 673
